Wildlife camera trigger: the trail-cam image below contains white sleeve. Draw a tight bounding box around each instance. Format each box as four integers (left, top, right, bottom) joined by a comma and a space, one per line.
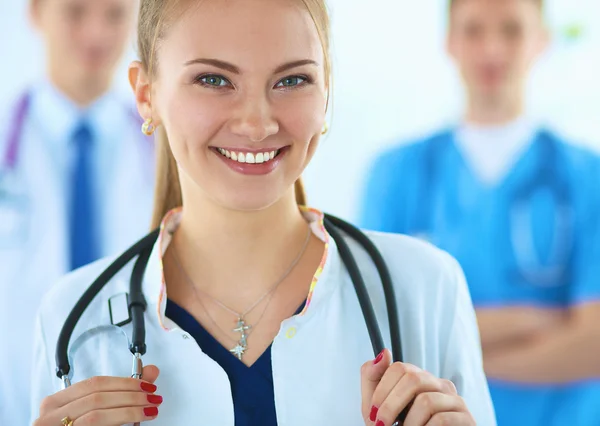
29, 313, 58, 425
441, 255, 497, 426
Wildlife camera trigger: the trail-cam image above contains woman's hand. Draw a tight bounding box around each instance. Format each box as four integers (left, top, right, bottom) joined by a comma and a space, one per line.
361, 350, 475, 426
33, 365, 162, 426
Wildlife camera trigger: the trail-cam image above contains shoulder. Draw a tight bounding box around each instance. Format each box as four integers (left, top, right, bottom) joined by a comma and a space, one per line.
340, 228, 469, 370
35, 256, 133, 349
542, 129, 600, 209
342, 228, 464, 322
369, 129, 454, 173
38, 257, 113, 310
542, 128, 600, 170
361, 229, 462, 298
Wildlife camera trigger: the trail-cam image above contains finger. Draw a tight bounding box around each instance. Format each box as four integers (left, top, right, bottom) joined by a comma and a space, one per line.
361, 349, 392, 420
375, 369, 445, 426
49, 391, 164, 424
404, 392, 466, 426
72, 406, 160, 425
142, 365, 160, 384
425, 411, 475, 426
42, 376, 159, 411
368, 362, 421, 423
439, 379, 457, 396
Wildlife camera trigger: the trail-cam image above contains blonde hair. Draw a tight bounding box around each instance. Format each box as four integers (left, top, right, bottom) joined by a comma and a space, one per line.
137, 0, 331, 229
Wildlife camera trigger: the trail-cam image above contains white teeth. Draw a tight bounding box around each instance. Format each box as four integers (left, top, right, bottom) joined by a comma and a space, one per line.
216, 148, 280, 163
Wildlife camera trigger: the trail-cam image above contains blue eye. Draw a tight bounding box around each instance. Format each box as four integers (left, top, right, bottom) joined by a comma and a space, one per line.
276, 76, 307, 88
197, 75, 230, 87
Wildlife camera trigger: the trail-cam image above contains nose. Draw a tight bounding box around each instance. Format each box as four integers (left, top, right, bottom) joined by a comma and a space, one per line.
81, 13, 113, 48
482, 32, 508, 59
229, 92, 279, 142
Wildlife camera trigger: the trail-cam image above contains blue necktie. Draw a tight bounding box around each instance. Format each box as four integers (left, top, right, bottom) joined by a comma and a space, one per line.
69, 120, 99, 270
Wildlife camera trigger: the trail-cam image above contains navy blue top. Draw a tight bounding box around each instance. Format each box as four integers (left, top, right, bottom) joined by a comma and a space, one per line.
166, 299, 305, 426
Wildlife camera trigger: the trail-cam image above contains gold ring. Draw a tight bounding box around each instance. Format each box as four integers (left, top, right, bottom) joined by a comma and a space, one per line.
61, 417, 74, 426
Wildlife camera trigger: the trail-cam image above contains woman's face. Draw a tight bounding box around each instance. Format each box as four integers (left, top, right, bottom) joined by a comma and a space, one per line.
153, 0, 328, 211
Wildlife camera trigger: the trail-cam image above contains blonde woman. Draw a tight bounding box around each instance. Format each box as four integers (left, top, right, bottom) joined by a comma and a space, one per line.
30, 0, 495, 425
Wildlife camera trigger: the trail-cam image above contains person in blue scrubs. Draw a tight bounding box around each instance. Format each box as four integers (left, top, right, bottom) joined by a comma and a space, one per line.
359, 0, 600, 425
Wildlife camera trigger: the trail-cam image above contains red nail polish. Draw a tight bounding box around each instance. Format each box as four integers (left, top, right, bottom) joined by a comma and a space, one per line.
374, 350, 385, 365
369, 406, 379, 422
375, 421, 385, 426
147, 394, 163, 404
140, 382, 157, 393
144, 406, 159, 417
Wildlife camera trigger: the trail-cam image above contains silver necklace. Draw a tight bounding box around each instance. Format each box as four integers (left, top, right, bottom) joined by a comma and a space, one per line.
191, 282, 277, 357
171, 225, 311, 360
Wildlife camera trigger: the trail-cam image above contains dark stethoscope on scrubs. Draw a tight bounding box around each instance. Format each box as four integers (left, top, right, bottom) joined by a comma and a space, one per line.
55, 214, 412, 423
419, 129, 573, 287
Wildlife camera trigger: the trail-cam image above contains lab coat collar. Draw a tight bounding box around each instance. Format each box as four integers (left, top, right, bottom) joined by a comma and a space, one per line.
29, 79, 129, 156
142, 206, 340, 331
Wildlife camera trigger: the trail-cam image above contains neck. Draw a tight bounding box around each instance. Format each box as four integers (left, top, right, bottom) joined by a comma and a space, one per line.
47, 62, 111, 107
465, 89, 525, 126
171, 190, 310, 300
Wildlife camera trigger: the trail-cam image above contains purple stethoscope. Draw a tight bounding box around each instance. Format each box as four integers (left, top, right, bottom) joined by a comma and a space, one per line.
2, 92, 31, 172
0, 93, 35, 242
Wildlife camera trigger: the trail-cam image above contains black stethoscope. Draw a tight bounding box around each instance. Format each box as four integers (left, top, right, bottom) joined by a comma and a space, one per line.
55, 214, 411, 422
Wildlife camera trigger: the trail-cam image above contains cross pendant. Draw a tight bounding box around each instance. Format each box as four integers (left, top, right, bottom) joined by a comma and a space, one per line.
233, 318, 251, 335
230, 318, 251, 360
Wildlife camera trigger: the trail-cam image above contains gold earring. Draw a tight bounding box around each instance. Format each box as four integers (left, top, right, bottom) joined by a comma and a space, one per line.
141, 118, 156, 136
321, 122, 329, 135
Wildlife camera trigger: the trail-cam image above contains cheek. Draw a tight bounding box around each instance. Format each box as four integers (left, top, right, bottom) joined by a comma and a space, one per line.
160, 86, 230, 151
109, 26, 131, 49
276, 93, 325, 143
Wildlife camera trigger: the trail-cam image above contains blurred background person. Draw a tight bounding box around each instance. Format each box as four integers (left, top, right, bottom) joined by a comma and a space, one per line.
0, 0, 154, 424
359, 0, 600, 425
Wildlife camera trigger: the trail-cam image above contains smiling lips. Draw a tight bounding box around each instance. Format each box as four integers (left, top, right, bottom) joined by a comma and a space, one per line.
212, 146, 287, 175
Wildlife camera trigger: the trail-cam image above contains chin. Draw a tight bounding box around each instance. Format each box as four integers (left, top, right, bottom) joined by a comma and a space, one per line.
210, 184, 289, 213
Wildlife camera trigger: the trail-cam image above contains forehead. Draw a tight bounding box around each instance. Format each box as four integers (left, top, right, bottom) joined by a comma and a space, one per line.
451, 0, 540, 23
162, 0, 324, 68
47, 0, 133, 10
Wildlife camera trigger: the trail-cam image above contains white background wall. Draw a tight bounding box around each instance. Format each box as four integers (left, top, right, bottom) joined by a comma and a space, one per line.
2, 0, 599, 221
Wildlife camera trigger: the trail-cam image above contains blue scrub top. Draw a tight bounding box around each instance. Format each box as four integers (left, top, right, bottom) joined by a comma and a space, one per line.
359, 129, 600, 426
166, 299, 305, 426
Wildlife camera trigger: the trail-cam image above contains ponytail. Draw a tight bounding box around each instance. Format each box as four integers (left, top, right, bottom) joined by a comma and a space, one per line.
151, 127, 182, 229
294, 177, 307, 207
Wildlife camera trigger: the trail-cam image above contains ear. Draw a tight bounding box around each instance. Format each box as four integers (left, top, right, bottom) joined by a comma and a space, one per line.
128, 61, 160, 126
446, 28, 457, 62
536, 24, 551, 56
29, 0, 43, 30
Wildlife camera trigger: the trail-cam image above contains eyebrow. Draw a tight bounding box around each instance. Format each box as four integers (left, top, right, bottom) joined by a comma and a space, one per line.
183, 58, 319, 74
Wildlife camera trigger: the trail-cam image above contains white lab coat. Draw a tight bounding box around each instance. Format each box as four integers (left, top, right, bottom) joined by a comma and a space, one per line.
0, 82, 154, 426
30, 209, 496, 425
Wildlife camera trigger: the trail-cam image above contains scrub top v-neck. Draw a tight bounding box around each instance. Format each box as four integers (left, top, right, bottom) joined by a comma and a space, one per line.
166, 299, 306, 426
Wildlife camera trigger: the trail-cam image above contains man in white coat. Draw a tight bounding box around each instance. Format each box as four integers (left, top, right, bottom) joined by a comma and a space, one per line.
0, 0, 154, 424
